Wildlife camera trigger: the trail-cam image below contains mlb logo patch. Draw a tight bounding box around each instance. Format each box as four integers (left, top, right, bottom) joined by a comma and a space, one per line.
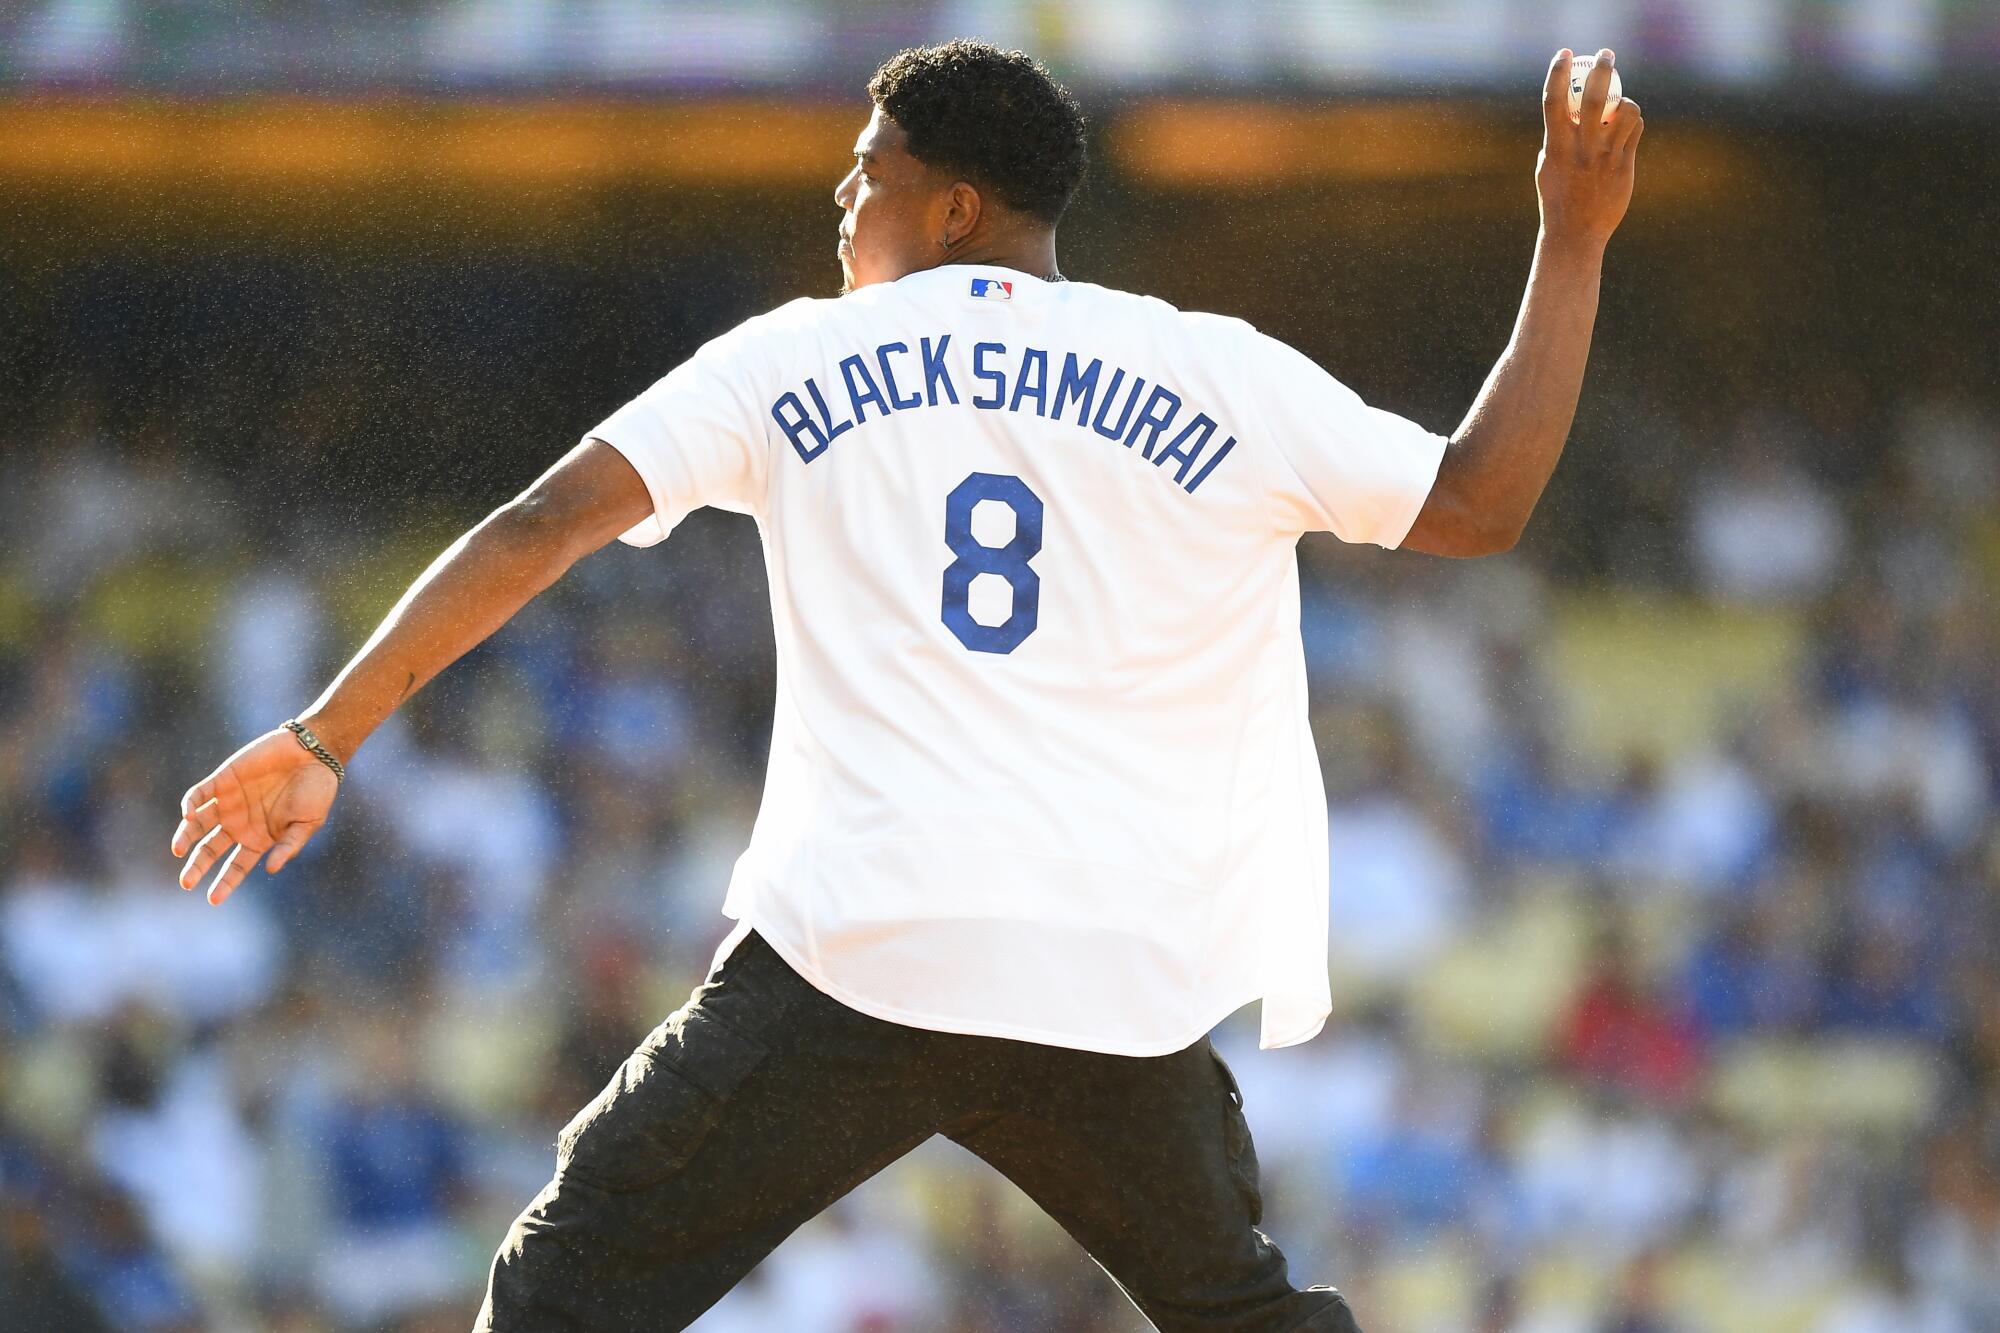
969, 277, 1013, 301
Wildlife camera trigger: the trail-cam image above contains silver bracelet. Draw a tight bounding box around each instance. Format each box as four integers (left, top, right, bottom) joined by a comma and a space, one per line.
282, 719, 346, 784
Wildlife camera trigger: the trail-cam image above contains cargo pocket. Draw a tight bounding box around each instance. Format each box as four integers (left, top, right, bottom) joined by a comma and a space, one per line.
556, 1003, 770, 1192
1208, 1044, 1266, 1227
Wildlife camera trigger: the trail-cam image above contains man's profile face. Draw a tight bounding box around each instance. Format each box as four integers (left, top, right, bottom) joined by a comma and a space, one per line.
835, 106, 950, 294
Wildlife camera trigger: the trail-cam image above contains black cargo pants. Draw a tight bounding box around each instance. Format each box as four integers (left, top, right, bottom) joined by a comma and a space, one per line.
476, 929, 1360, 1332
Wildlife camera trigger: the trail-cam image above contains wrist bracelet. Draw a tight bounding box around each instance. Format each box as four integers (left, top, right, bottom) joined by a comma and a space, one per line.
282, 719, 346, 784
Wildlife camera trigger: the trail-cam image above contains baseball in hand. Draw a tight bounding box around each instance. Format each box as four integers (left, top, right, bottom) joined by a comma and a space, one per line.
1568, 54, 1623, 124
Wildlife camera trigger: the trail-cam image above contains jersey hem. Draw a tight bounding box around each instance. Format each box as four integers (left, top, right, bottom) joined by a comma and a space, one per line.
1257, 1012, 1329, 1050
738, 908, 1267, 1059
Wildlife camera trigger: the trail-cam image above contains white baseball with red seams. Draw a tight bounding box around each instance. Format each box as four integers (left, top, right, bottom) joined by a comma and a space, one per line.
1568, 54, 1624, 124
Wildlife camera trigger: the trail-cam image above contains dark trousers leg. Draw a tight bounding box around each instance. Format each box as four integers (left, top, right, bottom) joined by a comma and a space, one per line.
475, 932, 967, 1332
948, 1037, 1361, 1333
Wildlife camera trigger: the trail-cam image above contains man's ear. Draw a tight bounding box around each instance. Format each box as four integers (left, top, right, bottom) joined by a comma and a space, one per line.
941, 180, 983, 247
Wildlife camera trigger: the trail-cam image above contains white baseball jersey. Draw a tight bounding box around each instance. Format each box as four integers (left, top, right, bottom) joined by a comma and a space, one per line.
588, 264, 1446, 1056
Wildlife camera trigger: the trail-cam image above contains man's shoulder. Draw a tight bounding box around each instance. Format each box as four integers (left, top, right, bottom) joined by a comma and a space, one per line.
711, 279, 1264, 359
680, 296, 836, 379
714, 287, 923, 350
1056, 280, 1259, 341
725, 294, 831, 341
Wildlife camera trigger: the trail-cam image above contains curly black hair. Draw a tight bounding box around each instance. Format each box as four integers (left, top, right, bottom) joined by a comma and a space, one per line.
867, 41, 1088, 226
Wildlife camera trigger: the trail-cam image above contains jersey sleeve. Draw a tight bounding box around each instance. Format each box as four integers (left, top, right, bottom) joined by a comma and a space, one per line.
1239, 324, 1448, 547
584, 315, 775, 548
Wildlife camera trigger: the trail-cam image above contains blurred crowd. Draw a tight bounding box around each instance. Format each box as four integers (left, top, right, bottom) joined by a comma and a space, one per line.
5, 0, 1985, 91
1, 368, 1998, 1333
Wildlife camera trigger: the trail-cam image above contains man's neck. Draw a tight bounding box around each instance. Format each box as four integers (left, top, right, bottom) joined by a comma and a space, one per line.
939, 232, 1062, 282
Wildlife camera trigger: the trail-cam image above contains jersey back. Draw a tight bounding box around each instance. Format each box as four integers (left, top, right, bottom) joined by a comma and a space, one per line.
590, 264, 1445, 1054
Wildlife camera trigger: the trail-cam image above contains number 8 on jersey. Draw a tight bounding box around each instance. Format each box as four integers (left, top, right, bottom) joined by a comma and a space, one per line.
940, 471, 1043, 655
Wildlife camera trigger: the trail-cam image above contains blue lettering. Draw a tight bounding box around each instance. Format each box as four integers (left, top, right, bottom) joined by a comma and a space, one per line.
803, 377, 854, 444
772, 391, 828, 463
921, 335, 958, 405
1091, 370, 1146, 441
1152, 412, 1217, 482
1009, 348, 1050, 416
774, 334, 1237, 498
972, 341, 1008, 409
840, 354, 891, 424
876, 342, 921, 410
1051, 354, 1101, 425
1185, 435, 1239, 493
1124, 385, 1182, 458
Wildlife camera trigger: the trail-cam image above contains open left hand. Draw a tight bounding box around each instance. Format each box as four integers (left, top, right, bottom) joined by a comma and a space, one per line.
171, 728, 338, 904
1536, 48, 1644, 249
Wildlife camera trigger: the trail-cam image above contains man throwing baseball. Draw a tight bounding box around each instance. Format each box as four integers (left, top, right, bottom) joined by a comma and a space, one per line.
170, 41, 1641, 1332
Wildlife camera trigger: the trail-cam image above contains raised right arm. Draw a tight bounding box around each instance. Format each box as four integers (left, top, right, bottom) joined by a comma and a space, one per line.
170, 438, 649, 903
1400, 49, 1642, 558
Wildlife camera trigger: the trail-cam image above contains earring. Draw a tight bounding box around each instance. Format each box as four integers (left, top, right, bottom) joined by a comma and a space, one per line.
939, 235, 956, 250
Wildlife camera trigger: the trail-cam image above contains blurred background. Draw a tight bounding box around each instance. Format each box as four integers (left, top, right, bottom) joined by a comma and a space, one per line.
3, 2, 1999, 1331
